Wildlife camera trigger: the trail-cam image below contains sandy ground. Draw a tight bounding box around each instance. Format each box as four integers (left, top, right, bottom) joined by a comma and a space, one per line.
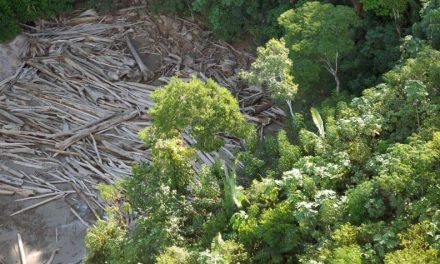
0, 160, 93, 264
0, 35, 26, 82
0, 195, 87, 264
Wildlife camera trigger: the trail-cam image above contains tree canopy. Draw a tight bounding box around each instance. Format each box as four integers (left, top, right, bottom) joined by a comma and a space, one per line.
279, 1, 359, 94
142, 77, 252, 152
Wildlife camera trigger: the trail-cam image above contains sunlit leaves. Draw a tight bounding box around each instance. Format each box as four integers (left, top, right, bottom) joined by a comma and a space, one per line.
240, 38, 298, 101
145, 77, 252, 152
152, 137, 196, 192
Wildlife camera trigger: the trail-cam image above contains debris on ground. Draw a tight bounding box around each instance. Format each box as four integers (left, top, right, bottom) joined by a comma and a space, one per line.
0, 6, 284, 263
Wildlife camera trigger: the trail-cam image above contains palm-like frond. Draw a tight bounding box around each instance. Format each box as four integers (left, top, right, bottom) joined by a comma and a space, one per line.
310, 107, 325, 137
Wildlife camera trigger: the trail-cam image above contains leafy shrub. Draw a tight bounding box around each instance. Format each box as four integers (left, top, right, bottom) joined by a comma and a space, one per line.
345, 181, 385, 224
277, 130, 301, 172
240, 38, 298, 117
384, 222, 440, 264
210, 234, 249, 263
85, 218, 126, 263
360, 0, 409, 17
329, 245, 362, 264
237, 151, 265, 181
156, 246, 194, 264
332, 224, 360, 247
0, 1, 20, 41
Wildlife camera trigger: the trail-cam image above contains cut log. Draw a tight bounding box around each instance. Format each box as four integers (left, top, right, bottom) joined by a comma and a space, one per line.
0, 174, 24, 186
125, 35, 153, 79
55, 110, 138, 150
0, 190, 14, 195
0, 164, 24, 178
0, 183, 35, 197
17, 233, 27, 264
11, 193, 64, 216
22, 185, 53, 194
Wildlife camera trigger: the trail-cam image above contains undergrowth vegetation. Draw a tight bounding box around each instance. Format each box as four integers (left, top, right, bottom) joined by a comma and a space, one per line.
0, 0, 72, 41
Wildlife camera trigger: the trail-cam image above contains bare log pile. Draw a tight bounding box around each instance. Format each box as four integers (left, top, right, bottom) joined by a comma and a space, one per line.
0, 7, 284, 217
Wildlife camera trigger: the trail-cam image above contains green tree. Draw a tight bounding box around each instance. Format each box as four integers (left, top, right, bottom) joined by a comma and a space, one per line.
279, 1, 359, 94
240, 38, 298, 117
142, 77, 252, 152
360, 0, 415, 37
413, 0, 440, 49
361, 0, 409, 17
192, 0, 291, 41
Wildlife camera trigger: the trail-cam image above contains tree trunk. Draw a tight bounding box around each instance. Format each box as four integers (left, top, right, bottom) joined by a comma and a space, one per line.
334, 74, 341, 94
349, 0, 363, 15
286, 99, 294, 119
322, 53, 341, 94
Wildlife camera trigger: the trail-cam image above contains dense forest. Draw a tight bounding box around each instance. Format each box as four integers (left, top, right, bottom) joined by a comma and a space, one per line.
2, 0, 440, 263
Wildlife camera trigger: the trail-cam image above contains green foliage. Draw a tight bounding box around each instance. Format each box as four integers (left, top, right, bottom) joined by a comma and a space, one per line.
310, 107, 325, 137
85, 218, 126, 263
98, 183, 121, 203
119, 161, 196, 263
156, 246, 194, 264
0, 1, 21, 41
240, 38, 298, 117
346, 181, 384, 224
236, 151, 265, 180
223, 169, 246, 215
329, 245, 362, 264
151, 137, 196, 192
210, 234, 249, 263
143, 77, 252, 152
361, 0, 409, 17
192, 0, 291, 41
150, 0, 291, 41
347, 23, 401, 92
240, 38, 297, 102
232, 200, 300, 263
149, 0, 188, 14
332, 224, 360, 247
81, 0, 115, 13
384, 222, 440, 264
0, 0, 72, 42
279, 1, 359, 94
277, 130, 300, 172
413, 0, 440, 49
196, 250, 227, 264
